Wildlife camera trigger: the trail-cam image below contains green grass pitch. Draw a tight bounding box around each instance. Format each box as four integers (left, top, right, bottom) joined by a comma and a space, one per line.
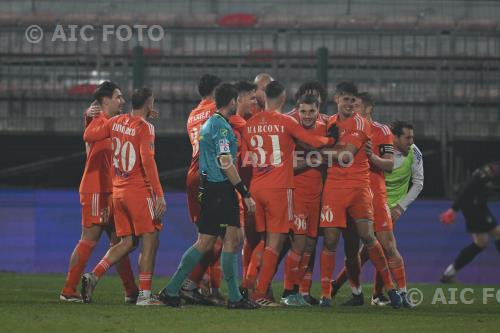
1, 272, 499, 333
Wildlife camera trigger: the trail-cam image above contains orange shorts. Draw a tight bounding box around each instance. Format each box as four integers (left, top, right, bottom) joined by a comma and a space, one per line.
113, 191, 163, 237
253, 188, 293, 234
293, 190, 321, 238
80, 193, 113, 228
186, 169, 201, 224
372, 190, 393, 233
320, 185, 374, 229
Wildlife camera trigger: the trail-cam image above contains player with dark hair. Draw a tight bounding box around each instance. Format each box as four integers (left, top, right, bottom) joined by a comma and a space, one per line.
293, 80, 327, 112
332, 93, 413, 307
81, 88, 166, 306
289, 80, 329, 304
242, 81, 336, 306
385, 121, 424, 223
229, 81, 260, 290
61, 81, 138, 303
182, 74, 225, 305
159, 83, 259, 310
277, 94, 327, 306
440, 161, 500, 283
318, 82, 401, 308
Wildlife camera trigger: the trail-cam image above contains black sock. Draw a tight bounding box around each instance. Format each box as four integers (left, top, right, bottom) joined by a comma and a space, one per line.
282, 289, 294, 298
495, 240, 500, 253
453, 243, 484, 270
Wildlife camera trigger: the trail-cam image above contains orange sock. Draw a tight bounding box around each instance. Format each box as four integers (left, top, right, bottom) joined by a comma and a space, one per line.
320, 249, 336, 298
210, 239, 223, 289
62, 239, 96, 295
93, 257, 112, 279
115, 255, 138, 296
242, 239, 253, 278
187, 243, 219, 285
367, 241, 394, 291
209, 257, 222, 289
283, 250, 301, 290
297, 252, 311, 285
388, 255, 406, 291
255, 246, 279, 296
243, 240, 265, 289
139, 272, 152, 292
299, 272, 312, 294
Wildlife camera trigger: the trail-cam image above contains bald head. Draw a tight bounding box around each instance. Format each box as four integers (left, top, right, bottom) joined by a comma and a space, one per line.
253, 73, 274, 91
253, 73, 273, 109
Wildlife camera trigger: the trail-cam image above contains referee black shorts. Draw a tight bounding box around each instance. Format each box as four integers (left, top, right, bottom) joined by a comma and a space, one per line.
198, 180, 240, 236
462, 203, 498, 233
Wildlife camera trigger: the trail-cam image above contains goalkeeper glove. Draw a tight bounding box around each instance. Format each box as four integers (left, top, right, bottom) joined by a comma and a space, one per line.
440, 208, 456, 225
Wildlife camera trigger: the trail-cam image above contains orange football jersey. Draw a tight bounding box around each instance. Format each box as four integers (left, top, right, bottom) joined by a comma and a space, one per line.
187, 99, 217, 158
241, 110, 333, 192
229, 114, 253, 189
369, 121, 394, 193
79, 112, 113, 194
288, 109, 327, 195
83, 114, 163, 197
326, 112, 372, 188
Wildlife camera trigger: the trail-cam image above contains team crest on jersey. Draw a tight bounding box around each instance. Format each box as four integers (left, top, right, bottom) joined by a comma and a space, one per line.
220, 128, 228, 137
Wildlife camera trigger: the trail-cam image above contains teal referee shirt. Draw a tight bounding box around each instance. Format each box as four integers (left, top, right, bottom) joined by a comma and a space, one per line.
199, 112, 237, 183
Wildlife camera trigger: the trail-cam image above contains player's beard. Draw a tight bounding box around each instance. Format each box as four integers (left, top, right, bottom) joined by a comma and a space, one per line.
228, 105, 237, 116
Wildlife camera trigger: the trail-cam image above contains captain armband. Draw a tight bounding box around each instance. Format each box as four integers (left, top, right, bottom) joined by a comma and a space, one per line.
379, 144, 394, 156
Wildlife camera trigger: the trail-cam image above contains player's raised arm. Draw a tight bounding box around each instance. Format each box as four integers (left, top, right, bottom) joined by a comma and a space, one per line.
320, 122, 368, 166
286, 116, 335, 148
83, 118, 111, 142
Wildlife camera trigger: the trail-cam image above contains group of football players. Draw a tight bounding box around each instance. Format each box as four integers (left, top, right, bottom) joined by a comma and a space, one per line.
60, 73, 425, 309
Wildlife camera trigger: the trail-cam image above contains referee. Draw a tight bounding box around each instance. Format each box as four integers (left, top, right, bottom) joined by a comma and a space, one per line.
440, 161, 500, 283
160, 83, 260, 309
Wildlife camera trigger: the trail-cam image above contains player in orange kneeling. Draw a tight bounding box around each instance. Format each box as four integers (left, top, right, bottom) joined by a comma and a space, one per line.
241, 81, 336, 307
60, 81, 138, 304
182, 74, 227, 305
81, 88, 166, 306
318, 82, 401, 308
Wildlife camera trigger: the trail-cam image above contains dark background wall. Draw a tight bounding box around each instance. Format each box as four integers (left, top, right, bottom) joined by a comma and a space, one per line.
2, 134, 498, 197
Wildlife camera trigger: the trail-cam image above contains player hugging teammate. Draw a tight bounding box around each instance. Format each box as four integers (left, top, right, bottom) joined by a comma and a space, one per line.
63, 76, 424, 310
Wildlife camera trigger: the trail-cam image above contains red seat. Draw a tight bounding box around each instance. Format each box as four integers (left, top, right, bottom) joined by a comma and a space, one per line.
217, 13, 257, 28
67, 84, 98, 96
247, 49, 274, 63
456, 18, 498, 31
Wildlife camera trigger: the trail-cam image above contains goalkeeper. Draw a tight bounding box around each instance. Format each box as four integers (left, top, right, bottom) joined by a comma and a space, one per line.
439, 161, 500, 283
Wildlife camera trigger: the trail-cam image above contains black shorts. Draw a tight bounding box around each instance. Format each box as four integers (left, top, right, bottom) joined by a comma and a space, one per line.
198, 181, 240, 236
462, 204, 497, 233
